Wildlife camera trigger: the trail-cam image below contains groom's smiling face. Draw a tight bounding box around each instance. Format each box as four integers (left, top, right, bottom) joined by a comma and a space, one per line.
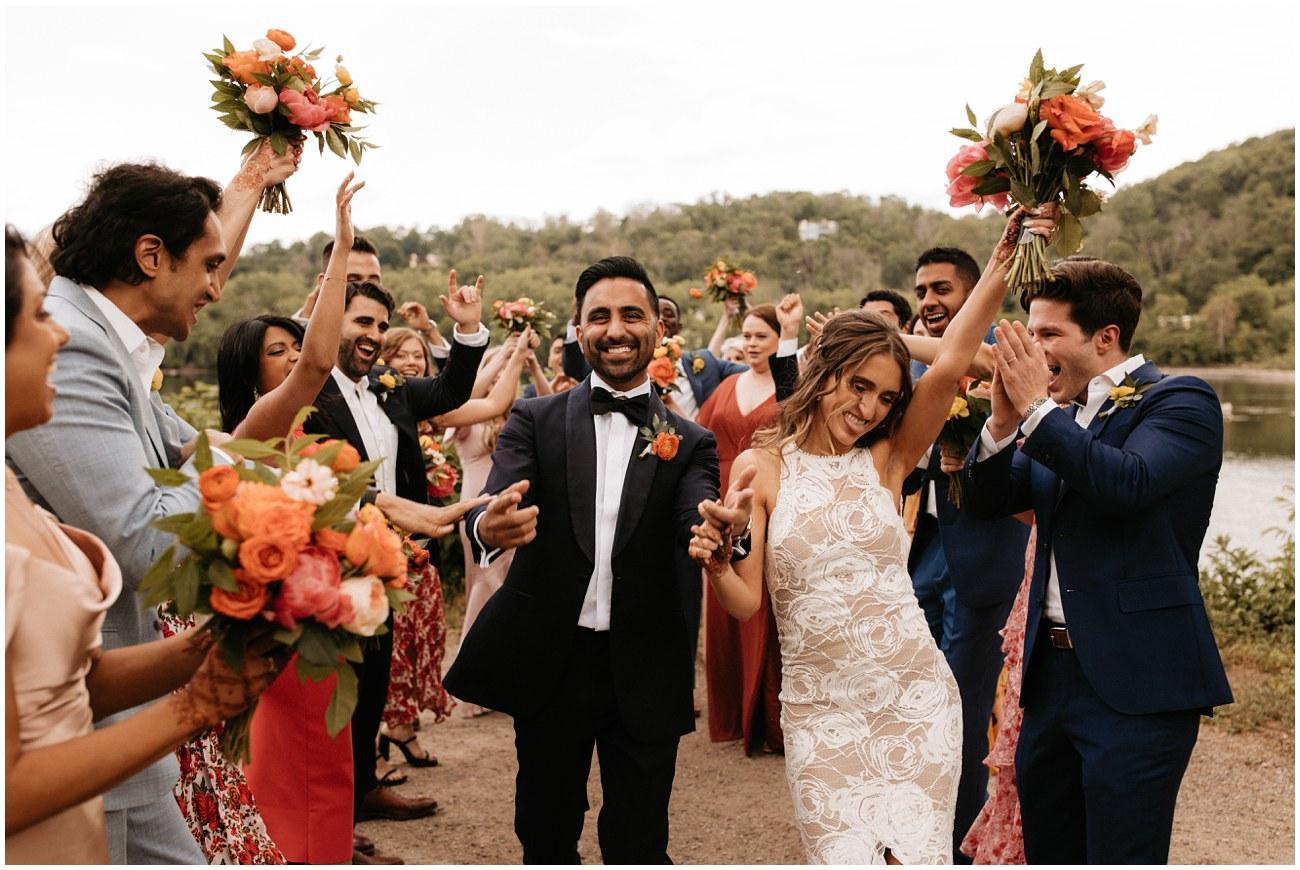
576, 277, 664, 391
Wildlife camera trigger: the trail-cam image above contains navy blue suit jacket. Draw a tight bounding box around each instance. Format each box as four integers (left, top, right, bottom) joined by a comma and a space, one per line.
962, 363, 1233, 715
563, 338, 746, 408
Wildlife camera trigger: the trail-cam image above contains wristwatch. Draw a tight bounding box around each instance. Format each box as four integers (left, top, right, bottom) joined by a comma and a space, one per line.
729, 516, 755, 562
1021, 396, 1052, 421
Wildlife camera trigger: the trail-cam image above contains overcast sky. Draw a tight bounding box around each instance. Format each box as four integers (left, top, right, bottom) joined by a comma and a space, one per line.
3, 2, 1295, 245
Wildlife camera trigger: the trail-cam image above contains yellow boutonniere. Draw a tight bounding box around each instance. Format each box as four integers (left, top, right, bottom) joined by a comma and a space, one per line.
150, 369, 164, 392
1098, 377, 1154, 418
691, 356, 706, 374
378, 373, 397, 390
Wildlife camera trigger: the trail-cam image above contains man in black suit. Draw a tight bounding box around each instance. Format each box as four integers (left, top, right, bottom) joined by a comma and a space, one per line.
444, 256, 723, 863
304, 273, 488, 862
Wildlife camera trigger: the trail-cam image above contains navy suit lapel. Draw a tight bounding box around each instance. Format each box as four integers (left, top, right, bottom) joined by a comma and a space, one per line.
314, 377, 369, 461
565, 381, 597, 565
612, 391, 665, 556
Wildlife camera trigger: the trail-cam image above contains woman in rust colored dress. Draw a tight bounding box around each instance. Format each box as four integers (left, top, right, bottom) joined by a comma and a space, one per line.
698, 303, 786, 755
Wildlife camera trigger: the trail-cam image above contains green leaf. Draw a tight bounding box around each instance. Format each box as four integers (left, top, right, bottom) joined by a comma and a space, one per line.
1010, 179, 1038, 209
179, 515, 219, 552
220, 438, 284, 459
195, 431, 213, 474
1059, 63, 1084, 82
222, 34, 236, 54
972, 175, 1011, 196
325, 665, 358, 737
241, 136, 264, 156
1063, 171, 1083, 215
325, 127, 347, 159
289, 405, 317, 439
252, 72, 276, 87
269, 131, 288, 156
174, 556, 203, 615
209, 560, 239, 593
297, 623, 343, 666
1031, 119, 1047, 143
147, 467, 192, 487
289, 432, 328, 454
386, 586, 416, 610
349, 138, 362, 164
1039, 80, 1074, 99
1029, 49, 1044, 81
295, 657, 337, 682
958, 160, 994, 178
139, 545, 179, 607
965, 103, 978, 127
1075, 188, 1103, 218
251, 463, 280, 486
153, 513, 197, 534
338, 636, 364, 664
1053, 212, 1084, 256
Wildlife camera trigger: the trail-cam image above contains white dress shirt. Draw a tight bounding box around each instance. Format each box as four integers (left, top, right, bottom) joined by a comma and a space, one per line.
81, 285, 166, 394
976, 354, 1147, 623
671, 359, 699, 420
331, 368, 400, 495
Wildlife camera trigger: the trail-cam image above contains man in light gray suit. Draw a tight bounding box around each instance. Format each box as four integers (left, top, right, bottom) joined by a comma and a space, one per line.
6, 149, 298, 863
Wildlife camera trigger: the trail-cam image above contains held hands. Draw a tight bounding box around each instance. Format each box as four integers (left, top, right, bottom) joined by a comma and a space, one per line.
398, 495, 493, 539
334, 172, 365, 252
440, 269, 484, 334
510, 327, 537, 364
991, 203, 1061, 268
775, 293, 804, 341
689, 465, 757, 576
477, 480, 539, 550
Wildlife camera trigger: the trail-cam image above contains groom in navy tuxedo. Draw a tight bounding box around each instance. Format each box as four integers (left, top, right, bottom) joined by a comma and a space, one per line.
445, 257, 720, 863
962, 256, 1232, 863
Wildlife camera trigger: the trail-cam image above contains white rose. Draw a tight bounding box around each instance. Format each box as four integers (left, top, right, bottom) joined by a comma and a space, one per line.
986, 102, 1028, 138
243, 84, 279, 115
340, 576, 390, 636
253, 38, 283, 62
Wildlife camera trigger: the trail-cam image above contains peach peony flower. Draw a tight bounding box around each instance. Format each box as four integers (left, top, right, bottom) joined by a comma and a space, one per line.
280, 88, 333, 133
266, 29, 296, 51
243, 84, 279, 115
271, 546, 353, 630
1040, 95, 1111, 152
239, 536, 300, 584
339, 576, 390, 636
651, 432, 681, 461
210, 570, 269, 620
345, 516, 406, 579
223, 50, 271, 86
199, 465, 240, 507
230, 481, 315, 541
944, 142, 1009, 213
242, 501, 314, 549
1094, 128, 1137, 174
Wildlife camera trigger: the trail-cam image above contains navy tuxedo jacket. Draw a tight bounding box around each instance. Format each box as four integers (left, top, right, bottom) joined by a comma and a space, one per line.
564, 339, 746, 409
962, 363, 1233, 715
443, 380, 720, 741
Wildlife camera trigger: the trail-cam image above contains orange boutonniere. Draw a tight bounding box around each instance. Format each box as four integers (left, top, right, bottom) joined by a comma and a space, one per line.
638, 414, 682, 461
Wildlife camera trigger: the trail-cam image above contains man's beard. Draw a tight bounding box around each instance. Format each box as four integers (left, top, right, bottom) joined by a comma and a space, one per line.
338, 336, 378, 379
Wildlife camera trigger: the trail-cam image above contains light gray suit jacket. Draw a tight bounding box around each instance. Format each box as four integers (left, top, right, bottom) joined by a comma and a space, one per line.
6, 277, 202, 812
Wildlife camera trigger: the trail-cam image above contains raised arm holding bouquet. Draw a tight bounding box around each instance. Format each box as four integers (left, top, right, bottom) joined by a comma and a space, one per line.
946, 49, 1156, 291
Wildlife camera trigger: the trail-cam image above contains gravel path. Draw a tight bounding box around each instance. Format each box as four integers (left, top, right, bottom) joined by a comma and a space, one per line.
361, 641, 1294, 864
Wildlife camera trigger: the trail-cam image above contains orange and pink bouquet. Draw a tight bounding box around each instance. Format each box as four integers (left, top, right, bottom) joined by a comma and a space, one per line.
947, 50, 1156, 291
140, 409, 411, 762
703, 259, 758, 322
419, 435, 462, 504
205, 29, 378, 213
491, 297, 556, 337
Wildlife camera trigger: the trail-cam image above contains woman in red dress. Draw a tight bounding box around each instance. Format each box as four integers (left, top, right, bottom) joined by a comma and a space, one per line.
697, 302, 788, 755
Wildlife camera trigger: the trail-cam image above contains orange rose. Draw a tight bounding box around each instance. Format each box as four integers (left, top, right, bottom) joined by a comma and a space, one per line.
266, 28, 296, 51
331, 442, 361, 473
223, 50, 271, 86
228, 482, 311, 540
211, 500, 243, 541
652, 432, 681, 461
314, 528, 351, 553
199, 465, 240, 507
322, 94, 351, 126
647, 355, 677, 390
243, 502, 314, 549
689, 287, 703, 300
1040, 94, 1111, 152
209, 571, 269, 620
345, 519, 406, 579
238, 536, 300, 584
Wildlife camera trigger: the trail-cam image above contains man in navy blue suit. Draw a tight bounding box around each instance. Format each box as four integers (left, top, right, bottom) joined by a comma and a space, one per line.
905, 246, 1029, 859
962, 256, 1232, 863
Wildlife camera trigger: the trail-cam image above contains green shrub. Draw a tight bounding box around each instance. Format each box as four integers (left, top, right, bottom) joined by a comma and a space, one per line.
166, 381, 222, 433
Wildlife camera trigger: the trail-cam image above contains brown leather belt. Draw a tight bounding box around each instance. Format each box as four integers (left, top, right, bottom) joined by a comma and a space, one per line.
1046, 624, 1074, 649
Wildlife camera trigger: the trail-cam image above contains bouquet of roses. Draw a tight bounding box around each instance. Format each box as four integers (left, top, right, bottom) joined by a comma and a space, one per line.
491, 297, 556, 337
139, 409, 411, 762
935, 378, 992, 508
702, 259, 758, 322
647, 335, 685, 396
419, 434, 462, 504
205, 28, 378, 213
946, 50, 1156, 291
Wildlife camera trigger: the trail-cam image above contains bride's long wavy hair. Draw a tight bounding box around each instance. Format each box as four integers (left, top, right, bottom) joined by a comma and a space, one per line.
753, 309, 913, 458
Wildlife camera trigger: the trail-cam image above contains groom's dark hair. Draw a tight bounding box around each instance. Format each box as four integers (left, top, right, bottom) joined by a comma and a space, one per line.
51, 162, 222, 289
574, 256, 658, 319
1022, 256, 1143, 351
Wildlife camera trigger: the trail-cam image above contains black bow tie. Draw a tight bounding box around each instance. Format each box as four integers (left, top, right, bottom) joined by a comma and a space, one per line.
590, 387, 650, 423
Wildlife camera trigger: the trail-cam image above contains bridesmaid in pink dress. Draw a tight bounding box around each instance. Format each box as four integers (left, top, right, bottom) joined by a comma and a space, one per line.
698, 304, 785, 755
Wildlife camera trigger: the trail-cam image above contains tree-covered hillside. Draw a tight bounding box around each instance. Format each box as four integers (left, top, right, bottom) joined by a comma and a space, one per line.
171, 129, 1294, 368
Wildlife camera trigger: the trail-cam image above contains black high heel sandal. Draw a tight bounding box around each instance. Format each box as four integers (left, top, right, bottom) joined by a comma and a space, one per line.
378, 733, 439, 768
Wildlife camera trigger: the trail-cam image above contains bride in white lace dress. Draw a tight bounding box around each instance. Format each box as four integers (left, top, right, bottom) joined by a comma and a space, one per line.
689, 209, 1057, 864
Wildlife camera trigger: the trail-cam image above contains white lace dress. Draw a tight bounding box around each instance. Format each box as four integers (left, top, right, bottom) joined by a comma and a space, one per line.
766, 444, 961, 864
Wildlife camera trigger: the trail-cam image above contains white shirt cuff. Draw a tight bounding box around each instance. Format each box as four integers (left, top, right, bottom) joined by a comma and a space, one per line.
429, 343, 450, 359
565, 322, 578, 342
976, 422, 1019, 461
471, 512, 502, 568
777, 338, 798, 358
452, 322, 490, 347
1019, 399, 1057, 438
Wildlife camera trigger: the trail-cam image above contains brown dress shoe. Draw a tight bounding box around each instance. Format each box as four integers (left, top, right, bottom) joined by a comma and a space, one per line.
352, 846, 405, 864
353, 832, 376, 855
358, 786, 440, 821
